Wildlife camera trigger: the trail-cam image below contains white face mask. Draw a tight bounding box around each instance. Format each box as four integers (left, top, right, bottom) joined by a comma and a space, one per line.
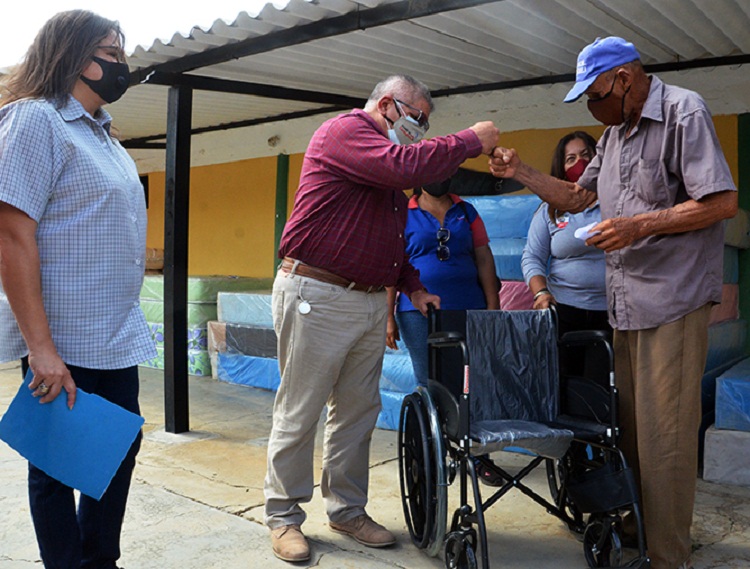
385, 99, 428, 145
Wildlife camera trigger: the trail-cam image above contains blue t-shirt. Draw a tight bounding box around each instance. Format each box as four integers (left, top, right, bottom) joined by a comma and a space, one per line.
397, 195, 488, 312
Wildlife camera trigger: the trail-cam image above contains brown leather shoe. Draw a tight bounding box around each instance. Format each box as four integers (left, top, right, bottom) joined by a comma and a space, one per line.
270, 524, 310, 562
329, 514, 396, 548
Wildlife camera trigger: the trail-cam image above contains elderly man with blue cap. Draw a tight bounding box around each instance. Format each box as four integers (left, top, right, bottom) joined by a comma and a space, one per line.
489, 37, 737, 569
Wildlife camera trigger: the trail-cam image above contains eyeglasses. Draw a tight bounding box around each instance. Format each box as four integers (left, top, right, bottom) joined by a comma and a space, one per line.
95, 44, 126, 63
436, 227, 450, 261
394, 98, 430, 131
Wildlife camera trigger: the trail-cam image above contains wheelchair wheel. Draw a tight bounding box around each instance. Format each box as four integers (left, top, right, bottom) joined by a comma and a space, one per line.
420, 386, 448, 557
583, 517, 623, 568
398, 393, 435, 550
444, 531, 478, 569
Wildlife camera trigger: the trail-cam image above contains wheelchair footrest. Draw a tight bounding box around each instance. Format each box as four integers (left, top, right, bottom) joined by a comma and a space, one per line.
470, 420, 573, 459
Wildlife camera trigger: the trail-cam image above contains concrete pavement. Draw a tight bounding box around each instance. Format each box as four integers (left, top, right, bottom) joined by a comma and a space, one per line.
1, 360, 750, 568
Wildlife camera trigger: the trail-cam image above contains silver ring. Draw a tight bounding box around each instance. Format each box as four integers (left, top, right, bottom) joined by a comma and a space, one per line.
38, 382, 50, 395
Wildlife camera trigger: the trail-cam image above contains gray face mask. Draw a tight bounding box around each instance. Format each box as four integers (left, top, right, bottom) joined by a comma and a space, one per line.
387, 114, 427, 145
385, 99, 428, 145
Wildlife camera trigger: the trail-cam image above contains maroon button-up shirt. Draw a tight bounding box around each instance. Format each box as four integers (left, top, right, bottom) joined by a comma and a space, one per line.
279, 109, 483, 295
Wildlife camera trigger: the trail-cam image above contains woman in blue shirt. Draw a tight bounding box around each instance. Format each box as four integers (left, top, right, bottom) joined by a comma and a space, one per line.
387, 178, 499, 386
521, 131, 611, 375
0, 11, 154, 568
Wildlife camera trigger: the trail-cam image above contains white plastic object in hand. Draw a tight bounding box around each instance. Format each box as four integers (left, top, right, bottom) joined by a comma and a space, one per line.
574, 222, 601, 241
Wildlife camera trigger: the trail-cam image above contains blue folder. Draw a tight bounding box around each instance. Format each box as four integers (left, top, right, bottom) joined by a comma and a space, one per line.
0, 372, 144, 500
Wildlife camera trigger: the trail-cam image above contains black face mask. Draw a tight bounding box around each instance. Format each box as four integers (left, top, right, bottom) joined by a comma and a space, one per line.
81, 56, 130, 104
422, 179, 452, 197
587, 75, 630, 126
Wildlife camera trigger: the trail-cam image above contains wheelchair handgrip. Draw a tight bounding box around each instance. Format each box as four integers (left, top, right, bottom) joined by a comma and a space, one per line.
559, 329, 609, 347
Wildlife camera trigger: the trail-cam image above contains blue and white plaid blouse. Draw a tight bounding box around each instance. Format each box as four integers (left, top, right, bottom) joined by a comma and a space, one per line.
0, 95, 156, 368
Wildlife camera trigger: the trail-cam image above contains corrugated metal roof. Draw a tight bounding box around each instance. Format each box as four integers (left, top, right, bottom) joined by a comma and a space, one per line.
109, 0, 750, 167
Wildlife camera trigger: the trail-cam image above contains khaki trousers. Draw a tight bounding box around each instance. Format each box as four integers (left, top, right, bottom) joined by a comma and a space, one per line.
264, 271, 388, 529
614, 304, 711, 569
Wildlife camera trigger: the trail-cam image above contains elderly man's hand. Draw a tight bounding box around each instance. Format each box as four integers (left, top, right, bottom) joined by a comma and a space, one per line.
489, 147, 520, 178
587, 217, 643, 252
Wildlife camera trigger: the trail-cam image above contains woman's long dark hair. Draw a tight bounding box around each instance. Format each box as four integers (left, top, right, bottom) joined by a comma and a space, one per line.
547, 130, 598, 222
0, 10, 123, 108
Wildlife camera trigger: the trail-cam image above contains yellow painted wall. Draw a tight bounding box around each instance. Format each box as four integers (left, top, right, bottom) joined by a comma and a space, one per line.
145, 156, 280, 278
714, 115, 739, 184
143, 116, 740, 279
287, 153, 305, 215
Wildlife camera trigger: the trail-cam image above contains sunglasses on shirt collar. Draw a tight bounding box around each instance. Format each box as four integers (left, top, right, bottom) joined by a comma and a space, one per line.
436, 226, 450, 261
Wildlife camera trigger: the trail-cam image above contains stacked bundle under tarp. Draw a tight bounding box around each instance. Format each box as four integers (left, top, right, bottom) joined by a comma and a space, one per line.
702, 209, 750, 486
139, 275, 273, 376
208, 291, 417, 430
464, 195, 538, 310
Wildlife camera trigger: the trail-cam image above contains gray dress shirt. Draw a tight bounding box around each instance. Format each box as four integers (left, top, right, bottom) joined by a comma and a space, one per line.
578, 76, 737, 330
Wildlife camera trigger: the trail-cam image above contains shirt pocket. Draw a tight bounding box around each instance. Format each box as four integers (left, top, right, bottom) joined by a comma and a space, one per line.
635, 159, 672, 208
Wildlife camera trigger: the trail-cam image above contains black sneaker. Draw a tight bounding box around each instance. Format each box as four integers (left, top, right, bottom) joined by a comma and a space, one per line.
474, 457, 505, 487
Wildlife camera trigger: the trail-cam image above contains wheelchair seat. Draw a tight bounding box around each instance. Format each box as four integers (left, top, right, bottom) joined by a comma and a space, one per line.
551, 414, 609, 441
425, 309, 574, 460
471, 419, 572, 458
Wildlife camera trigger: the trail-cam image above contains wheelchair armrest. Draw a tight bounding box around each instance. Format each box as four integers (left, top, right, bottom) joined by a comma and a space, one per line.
427, 331, 465, 347
559, 329, 609, 347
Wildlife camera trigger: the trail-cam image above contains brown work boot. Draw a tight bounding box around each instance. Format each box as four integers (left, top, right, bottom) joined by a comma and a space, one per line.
270, 524, 310, 562
329, 514, 396, 548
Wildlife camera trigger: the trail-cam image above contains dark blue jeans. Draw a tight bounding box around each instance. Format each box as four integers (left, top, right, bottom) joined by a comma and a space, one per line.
21, 358, 141, 569
395, 310, 429, 387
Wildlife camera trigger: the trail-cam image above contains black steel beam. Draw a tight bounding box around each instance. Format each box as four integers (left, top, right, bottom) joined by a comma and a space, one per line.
122, 105, 348, 149
121, 52, 750, 148
130, 0, 502, 82
163, 84, 193, 434
145, 71, 366, 107
432, 53, 750, 97
645, 53, 750, 73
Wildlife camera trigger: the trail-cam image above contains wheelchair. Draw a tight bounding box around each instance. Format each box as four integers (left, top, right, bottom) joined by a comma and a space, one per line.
397, 308, 649, 569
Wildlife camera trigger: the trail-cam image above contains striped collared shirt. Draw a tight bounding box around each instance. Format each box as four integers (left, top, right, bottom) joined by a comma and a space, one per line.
0, 95, 156, 368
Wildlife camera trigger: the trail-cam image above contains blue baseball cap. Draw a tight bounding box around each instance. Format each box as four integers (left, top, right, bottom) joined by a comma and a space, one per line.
564, 37, 641, 103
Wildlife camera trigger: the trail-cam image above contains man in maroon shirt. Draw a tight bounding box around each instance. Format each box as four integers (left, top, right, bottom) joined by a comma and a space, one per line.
264, 74, 499, 562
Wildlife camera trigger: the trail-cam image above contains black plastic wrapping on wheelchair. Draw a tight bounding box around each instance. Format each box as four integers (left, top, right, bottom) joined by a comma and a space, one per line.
429, 309, 573, 459
565, 460, 639, 513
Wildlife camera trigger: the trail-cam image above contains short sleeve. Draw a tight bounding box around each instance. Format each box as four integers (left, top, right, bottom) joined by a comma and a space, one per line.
470, 213, 490, 248
677, 104, 737, 200
0, 101, 58, 222
521, 206, 552, 284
